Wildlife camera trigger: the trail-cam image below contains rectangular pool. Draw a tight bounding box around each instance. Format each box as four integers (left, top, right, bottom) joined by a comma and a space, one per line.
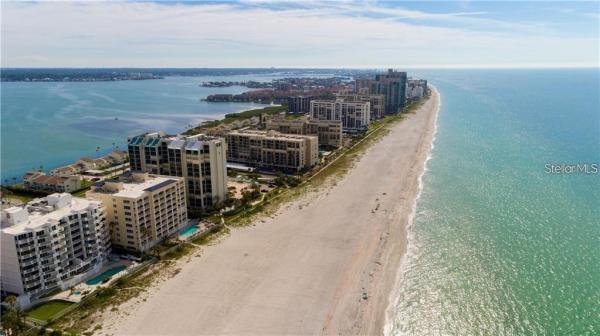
85, 265, 127, 285
179, 225, 199, 239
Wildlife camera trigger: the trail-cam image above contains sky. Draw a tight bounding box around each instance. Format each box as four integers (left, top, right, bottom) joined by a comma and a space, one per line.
1, 1, 599, 68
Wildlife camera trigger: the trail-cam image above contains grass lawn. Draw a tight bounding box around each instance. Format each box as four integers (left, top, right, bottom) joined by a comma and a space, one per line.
28, 301, 73, 321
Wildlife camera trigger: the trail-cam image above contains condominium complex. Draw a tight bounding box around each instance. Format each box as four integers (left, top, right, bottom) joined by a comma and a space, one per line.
370, 69, 407, 114
50, 151, 128, 177
310, 99, 371, 132
336, 93, 385, 120
226, 130, 318, 172
127, 133, 228, 215
287, 96, 313, 114
406, 79, 428, 101
1, 194, 110, 307
264, 115, 343, 148
22, 171, 82, 193
87, 173, 187, 253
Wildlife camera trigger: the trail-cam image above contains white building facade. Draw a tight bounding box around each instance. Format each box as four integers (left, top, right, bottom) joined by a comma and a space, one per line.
1, 194, 110, 308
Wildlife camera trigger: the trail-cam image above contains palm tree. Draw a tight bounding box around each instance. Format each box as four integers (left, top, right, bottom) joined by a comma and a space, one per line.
140, 226, 151, 258
1, 295, 25, 335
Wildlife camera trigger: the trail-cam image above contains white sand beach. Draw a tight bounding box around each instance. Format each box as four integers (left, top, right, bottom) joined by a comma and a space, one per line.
102, 88, 440, 336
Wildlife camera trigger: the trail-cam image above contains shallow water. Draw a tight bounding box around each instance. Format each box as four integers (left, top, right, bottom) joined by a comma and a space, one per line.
386, 69, 600, 335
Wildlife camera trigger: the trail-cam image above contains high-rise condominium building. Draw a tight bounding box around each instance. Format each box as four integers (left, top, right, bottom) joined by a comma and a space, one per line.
87, 173, 187, 253
336, 93, 385, 120
310, 100, 371, 132
226, 130, 318, 172
287, 96, 313, 114
406, 79, 428, 101
127, 133, 228, 215
1, 193, 110, 308
369, 69, 407, 114
264, 114, 343, 148
354, 78, 373, 94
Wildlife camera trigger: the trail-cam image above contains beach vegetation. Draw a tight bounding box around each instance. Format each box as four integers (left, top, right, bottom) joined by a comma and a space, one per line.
184, 104, 287, 134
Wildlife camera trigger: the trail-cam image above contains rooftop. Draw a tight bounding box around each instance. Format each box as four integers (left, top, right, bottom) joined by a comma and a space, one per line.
129, 132, 222, 148
90, 173, 181, 199
228, 129, 317, 141
1, 194, 99, 234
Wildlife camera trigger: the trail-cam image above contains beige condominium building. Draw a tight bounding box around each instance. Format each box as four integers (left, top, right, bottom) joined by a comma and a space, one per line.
336, 93, 385, 120
310, 99, 370, 132
226, 130, 318, 172
127, 133, 228, 215
87, 173, 187, 253
1, 193, 110, 308
264, 115, 343, 148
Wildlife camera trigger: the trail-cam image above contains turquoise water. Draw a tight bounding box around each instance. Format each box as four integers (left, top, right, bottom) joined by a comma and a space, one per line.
0, 75, 279, 182
179, 225, 199, 239
386, 69, 600, 335
85, 265, 127, 285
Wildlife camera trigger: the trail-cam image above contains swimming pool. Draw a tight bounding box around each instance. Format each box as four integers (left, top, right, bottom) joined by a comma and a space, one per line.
85, 265, 127, 285
179, 225, 199, 239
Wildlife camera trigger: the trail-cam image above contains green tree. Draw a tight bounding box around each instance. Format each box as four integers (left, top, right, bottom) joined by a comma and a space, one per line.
274, 172, 287, 187
1, 295, 26, 335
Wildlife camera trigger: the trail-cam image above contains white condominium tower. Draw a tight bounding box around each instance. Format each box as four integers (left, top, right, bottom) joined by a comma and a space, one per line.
87, 173, 187, 253
127, 132, 228, 216
1, 193, 110, 308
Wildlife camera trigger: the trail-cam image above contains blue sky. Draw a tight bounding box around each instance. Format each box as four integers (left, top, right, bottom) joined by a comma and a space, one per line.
1, 1, 598, 68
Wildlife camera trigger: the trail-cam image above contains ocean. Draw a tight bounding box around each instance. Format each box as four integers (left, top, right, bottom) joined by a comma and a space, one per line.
386, 69, 600, 335
0, 75, 282, 182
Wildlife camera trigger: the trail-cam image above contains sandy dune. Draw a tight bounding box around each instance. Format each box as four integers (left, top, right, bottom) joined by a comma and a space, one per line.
103, 88, 439, 335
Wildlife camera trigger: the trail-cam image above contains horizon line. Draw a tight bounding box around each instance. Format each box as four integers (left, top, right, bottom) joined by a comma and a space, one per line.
2, 64, 599, 70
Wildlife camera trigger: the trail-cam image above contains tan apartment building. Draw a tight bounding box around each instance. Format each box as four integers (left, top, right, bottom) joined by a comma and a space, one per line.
226, 130, 318, 172
336, 93, 385, 120
127, 133, 228, 215
264, 115, 343, 148
87, 173, 187, 253
310, 99, 370, 132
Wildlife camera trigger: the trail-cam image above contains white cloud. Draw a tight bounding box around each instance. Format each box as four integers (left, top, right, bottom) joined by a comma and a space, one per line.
1, 1, 597, 67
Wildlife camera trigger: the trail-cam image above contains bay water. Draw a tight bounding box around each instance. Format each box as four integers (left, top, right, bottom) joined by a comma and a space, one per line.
0, 75, 276, 182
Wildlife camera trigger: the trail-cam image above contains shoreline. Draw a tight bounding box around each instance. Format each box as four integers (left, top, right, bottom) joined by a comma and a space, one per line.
100, 89, 440, 335
381, 86, 440, 335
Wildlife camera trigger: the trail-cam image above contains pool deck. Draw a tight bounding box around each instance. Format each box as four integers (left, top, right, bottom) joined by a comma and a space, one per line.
178, 220, 215, 241
49, 258, 135, 303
